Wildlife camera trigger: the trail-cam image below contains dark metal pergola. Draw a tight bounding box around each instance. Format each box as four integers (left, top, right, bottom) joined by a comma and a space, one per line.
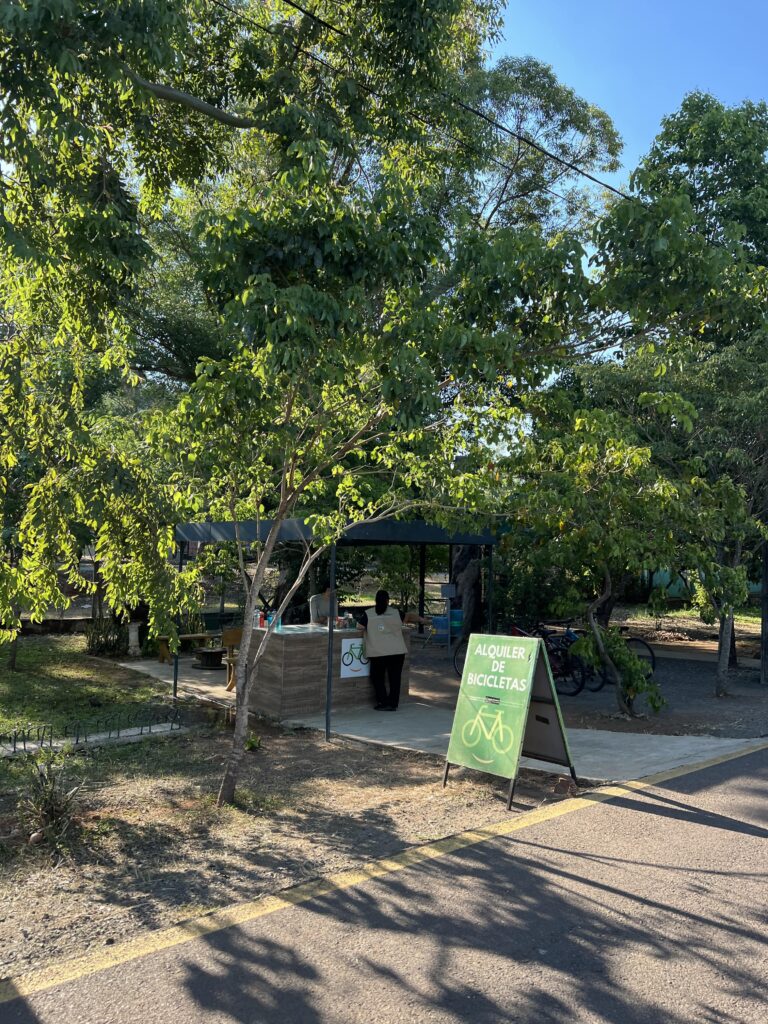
175, 518, 497, 739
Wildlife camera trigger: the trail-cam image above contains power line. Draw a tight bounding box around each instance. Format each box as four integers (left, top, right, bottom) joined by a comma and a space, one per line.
210, 0, 631, 201
211, 0, 585, 219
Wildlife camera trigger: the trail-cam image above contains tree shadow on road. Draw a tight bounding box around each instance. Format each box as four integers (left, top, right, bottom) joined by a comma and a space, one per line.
181, 930, 323, 1024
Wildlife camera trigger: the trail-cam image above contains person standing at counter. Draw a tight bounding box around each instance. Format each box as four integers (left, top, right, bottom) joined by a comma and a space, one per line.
309, 582, 336, 626
357, 589, 428, 711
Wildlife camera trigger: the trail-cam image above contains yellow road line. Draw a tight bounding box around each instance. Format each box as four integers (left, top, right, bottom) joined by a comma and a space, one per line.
1, 739, 766, 1005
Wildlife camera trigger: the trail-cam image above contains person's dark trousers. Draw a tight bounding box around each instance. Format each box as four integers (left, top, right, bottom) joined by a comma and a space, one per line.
370, 657, 388, 706
370, 653, 406, 708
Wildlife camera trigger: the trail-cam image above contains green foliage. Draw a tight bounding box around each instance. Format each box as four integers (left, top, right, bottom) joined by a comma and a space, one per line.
84, 618, 129, 658
572, 628, 666, 713
473, 55, 622, 235
0, 1, 634, 796
493, 553, 579, 630
370, 545, 445, 611
244, 732, 261, 751
17, 750, 82, 848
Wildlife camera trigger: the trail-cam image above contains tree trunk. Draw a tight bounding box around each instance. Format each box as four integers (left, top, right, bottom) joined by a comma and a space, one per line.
715, 611, 733, 697
453, 545, 482, 635
729, 618, 738, 668
597, 572, 632, 629
217, 520, 283, 806
7, 603, 20, 670
587, 570, 633, 716
596, 592, 618, 630
217, 523, 327, 806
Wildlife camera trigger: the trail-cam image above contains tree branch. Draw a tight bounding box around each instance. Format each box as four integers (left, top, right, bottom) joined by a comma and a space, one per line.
124, 66, 261, 130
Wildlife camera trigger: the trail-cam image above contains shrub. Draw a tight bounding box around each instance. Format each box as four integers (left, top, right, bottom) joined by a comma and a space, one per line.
85, 618, 128, 657
573, 627, 666, 713
17, 751, 82, 848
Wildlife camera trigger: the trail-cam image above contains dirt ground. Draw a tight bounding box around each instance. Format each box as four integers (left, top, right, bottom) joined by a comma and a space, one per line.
0, 725, 579, 981
3, 612, 767, 981
557, 659, 768, 737
613, 607, 762, 657
408, 642, 768, 739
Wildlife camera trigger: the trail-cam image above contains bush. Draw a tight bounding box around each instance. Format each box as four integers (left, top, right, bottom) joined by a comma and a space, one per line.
573, 627, 666, 713
85, 618, 128, 657
18, 751, 82, 848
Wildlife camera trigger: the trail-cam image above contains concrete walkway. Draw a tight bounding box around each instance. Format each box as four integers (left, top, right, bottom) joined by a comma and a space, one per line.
284, 701, 760, 783
119, 657, 236, 709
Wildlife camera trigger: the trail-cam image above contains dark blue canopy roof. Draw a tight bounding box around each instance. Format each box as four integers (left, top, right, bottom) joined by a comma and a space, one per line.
175, 518, 495, 547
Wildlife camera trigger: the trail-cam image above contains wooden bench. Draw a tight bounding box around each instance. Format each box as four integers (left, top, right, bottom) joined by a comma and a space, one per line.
157, 632, 217, 664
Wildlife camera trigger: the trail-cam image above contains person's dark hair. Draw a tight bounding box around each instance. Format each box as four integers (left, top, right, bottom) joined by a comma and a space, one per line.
318, 580, 331, 593
375, 589, 389, 615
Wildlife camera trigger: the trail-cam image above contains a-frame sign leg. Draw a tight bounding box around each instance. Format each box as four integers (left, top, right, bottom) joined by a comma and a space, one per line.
442, 761, 450, 788
507, 776, 517, 811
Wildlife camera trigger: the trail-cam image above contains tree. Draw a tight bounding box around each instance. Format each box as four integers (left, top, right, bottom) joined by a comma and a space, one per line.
470, 55, 621, 235
590, 93, 768, 692
2, 1, 625, 804
148, 171, 595, 801
1, 0, 507, 628
503, 402, 749, 714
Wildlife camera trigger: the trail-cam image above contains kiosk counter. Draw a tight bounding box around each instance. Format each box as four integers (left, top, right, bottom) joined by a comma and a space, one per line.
246, 624, 412, 719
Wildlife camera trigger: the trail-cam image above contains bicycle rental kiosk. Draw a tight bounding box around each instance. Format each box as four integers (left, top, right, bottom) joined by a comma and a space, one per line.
176, 519, 496, 736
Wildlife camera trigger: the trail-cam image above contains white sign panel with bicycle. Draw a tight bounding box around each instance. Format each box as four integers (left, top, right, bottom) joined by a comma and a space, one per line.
340, 637, 370, 678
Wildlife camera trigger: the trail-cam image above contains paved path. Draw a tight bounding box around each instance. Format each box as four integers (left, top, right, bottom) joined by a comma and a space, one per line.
122, 657, 235, 709
285, 702, 760, 781
2, 745, 766, 1023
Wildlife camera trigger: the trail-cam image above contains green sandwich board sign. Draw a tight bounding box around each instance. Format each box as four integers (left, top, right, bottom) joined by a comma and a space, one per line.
443, 634, 577, 809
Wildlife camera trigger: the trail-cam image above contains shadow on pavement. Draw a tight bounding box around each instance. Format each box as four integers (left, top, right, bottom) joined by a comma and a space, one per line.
169, 822, 766, 1024
5, 753, 765, 1022
592, 787, 768, 839
2, 982, 44, 1023
181, 931, 323, 1024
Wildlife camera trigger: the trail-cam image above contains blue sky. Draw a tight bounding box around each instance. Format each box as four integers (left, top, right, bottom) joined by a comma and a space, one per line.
498, 1, 768, 186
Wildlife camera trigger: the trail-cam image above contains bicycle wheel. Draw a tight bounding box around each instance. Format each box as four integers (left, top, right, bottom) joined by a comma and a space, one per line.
341, 651, 353, 667
552, 645, 586, 696
626, 637, 656, 675
453, 639, 469, 677
584, 659, 608, 692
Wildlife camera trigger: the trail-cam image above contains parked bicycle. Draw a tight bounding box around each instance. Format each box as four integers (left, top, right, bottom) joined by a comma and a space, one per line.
453, 622, 587, 696
581, 628, 656, 691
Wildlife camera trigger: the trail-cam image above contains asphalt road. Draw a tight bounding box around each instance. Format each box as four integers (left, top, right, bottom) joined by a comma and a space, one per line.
4, 748, 767, 1023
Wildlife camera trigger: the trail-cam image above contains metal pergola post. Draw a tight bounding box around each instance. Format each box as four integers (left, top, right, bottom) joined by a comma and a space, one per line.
762, 540, 768, 686
487, 544, 494, 632
418, 544, 426, 634
325, 543, 337, 741
173, 541, 185, 700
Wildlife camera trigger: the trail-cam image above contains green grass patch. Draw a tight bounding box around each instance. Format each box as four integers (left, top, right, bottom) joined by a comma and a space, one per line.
0, 635, 167, 733
619, 603, 760, 627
